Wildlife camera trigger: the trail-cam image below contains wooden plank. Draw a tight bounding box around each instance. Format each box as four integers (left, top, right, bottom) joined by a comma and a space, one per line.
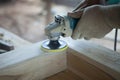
45, 69, 83, 80
0, 42, 67, 80
0, 76, 19, 80
0, 28, 67, 80
67, 51, 114, 80
0, 28, 120, 80
64, 38, 120, 80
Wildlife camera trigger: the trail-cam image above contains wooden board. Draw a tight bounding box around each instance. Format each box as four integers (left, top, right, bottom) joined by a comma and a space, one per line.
0, 28, 67, 80
45, 69, 83, 80
64, 38, 120, 80
0, 28, 120, 80
67, 51, 114, 80
0, 42, 67, 80
0, 76, 19, 80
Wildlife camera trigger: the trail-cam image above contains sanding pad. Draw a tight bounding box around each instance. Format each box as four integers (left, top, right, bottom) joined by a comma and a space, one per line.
41, 40, 68, 52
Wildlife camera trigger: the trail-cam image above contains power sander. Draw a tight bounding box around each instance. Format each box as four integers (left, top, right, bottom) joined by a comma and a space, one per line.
41, 15, 80, 52
41, 2, 83, 52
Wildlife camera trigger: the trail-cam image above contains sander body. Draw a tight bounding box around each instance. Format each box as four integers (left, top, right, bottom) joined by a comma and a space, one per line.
41, 15, 79, 52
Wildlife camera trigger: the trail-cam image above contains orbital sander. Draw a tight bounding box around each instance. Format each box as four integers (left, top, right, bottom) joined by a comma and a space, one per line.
41, 2, 83, 52
41, 15, 80, 52
41, 15, 69, 52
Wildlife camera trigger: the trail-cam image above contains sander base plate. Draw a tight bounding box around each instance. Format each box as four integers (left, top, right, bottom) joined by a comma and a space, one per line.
41, 40, 68, 52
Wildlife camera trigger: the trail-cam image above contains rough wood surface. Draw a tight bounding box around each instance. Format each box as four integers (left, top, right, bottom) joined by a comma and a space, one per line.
0, 28, 67, 80
0, 28, 120, 80
64, 38, 120, 80
0, 44, 67, 80
0, 41, 67, 80
67, 51, 114, 80
45, 69, 83, 80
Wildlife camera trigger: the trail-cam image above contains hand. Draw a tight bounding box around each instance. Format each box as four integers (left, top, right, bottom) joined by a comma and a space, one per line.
68, 0, 102, 18
69, 5, 114, 40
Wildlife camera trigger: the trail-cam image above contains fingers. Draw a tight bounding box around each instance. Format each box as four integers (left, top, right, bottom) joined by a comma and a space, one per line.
84, 37, 90, 40
68, 0, 101, 18
71, 33, 82, 40
71, 23, 83, 39
71, 31, 91, 40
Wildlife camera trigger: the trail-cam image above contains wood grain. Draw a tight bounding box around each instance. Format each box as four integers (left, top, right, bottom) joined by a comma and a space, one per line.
0, 28, 67, 80
0, 29, 120, 80
67, 51, 114, 80
64, 37, 120, 80
45, 70, 83, 80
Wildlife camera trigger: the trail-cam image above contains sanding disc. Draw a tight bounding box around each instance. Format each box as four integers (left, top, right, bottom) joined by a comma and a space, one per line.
41, 40, 68, 52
